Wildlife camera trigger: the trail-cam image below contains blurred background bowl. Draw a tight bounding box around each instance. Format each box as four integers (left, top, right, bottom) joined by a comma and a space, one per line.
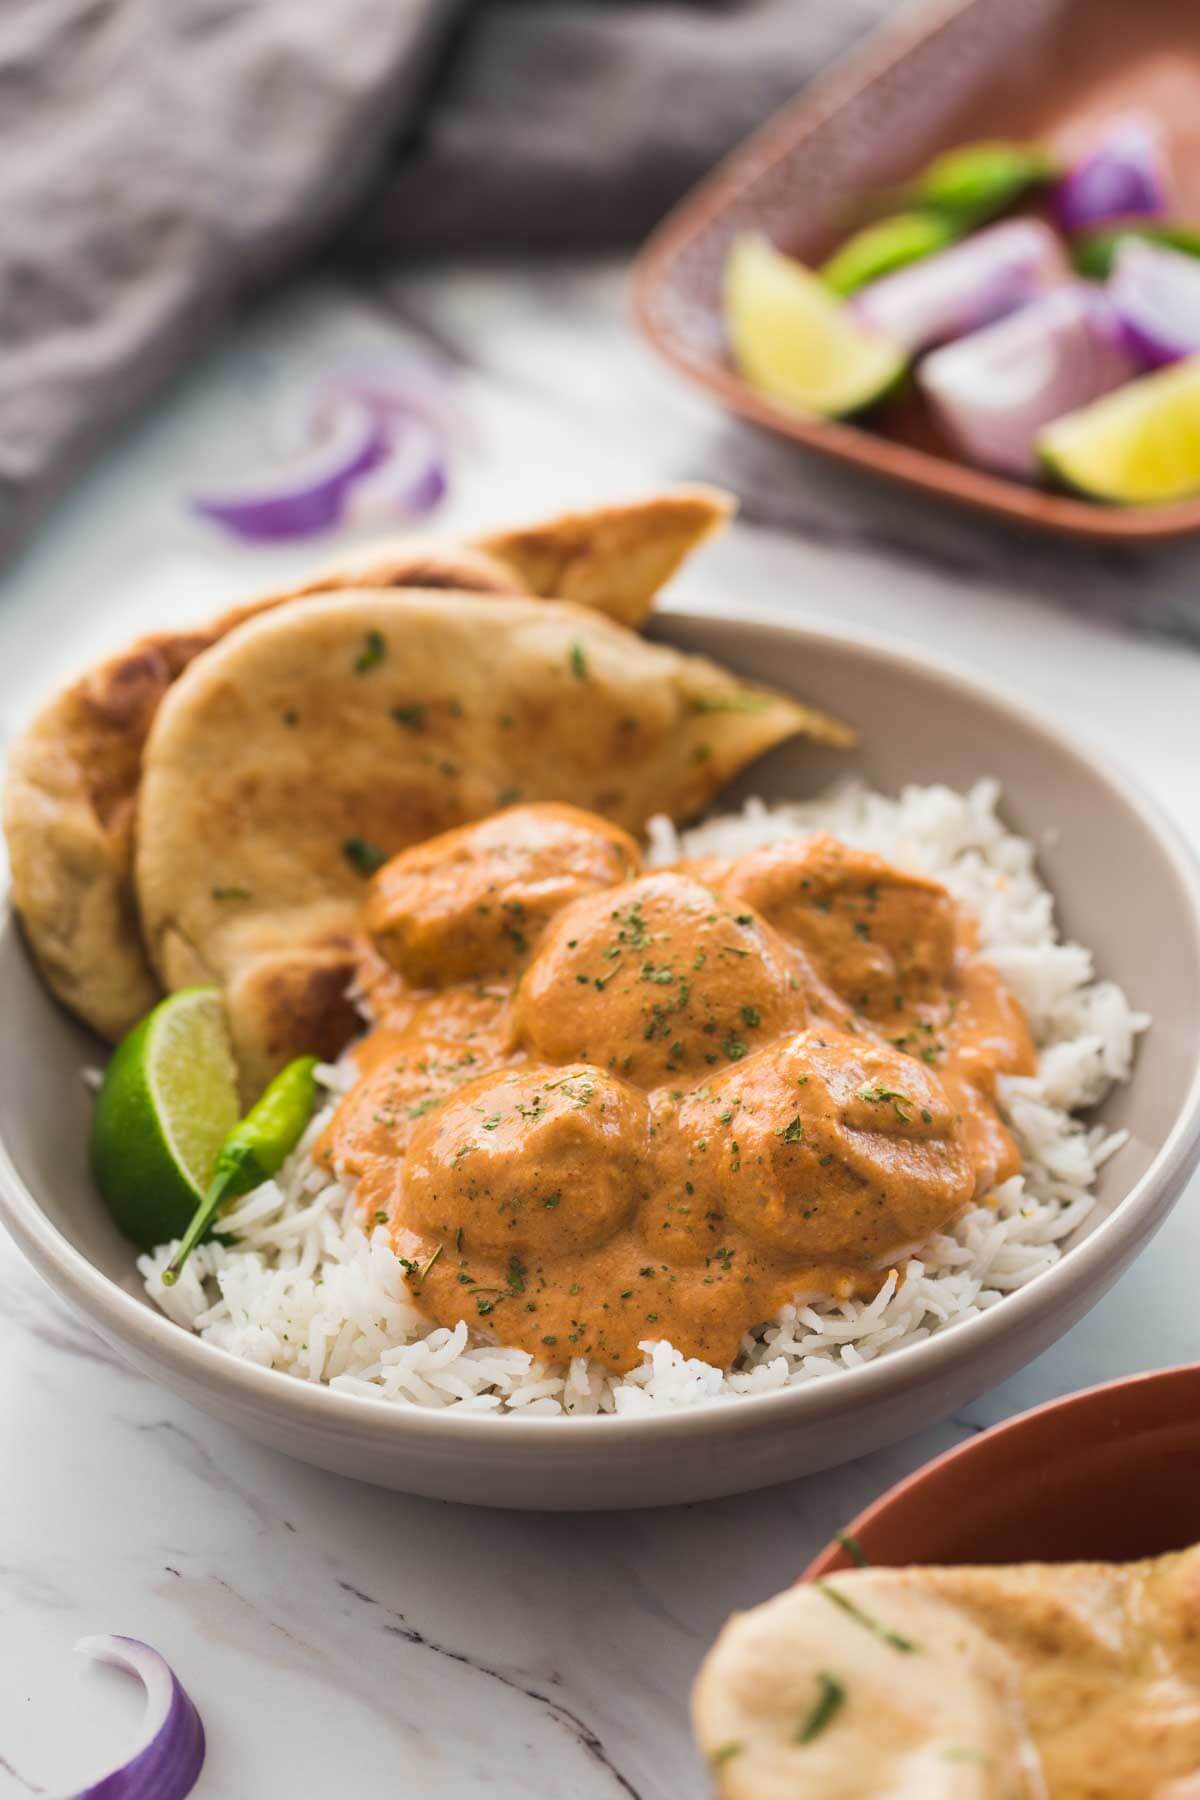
634, 0, 1200, 541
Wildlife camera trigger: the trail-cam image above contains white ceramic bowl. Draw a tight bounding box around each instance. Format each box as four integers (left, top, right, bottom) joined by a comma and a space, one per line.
3, 613, 1199, 1510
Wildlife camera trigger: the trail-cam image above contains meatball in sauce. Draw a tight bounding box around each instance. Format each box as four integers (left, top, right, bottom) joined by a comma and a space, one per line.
319, 806, 1035, 1371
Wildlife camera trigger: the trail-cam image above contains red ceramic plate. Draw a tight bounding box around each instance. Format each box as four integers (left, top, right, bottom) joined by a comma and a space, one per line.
633, 0, 1200, 542
803, 1365, 1200, 1577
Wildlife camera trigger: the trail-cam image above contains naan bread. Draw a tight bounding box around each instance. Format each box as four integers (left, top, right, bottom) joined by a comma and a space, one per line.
135, 588, 850, 1091
695, 1552, 1200, 1798
476, 486, 734, 627
5, 491, 730, 1042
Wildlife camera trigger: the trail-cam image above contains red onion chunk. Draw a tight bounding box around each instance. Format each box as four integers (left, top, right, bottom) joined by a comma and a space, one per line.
849, 219, 1069, 354
918, 285, 1138, 476
69, 1636, 204, 1799
1052, 114, 1168, 235
192, 397, 388, 541
1109, 235, 1200, 369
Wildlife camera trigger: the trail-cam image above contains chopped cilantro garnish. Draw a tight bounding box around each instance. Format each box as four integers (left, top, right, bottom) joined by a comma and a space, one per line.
816, 1581, 917, 1652
835, 1530, 869, 1568
354, 628, 386, 674
342, 836, 388, 877
794, 1672, 845, 1744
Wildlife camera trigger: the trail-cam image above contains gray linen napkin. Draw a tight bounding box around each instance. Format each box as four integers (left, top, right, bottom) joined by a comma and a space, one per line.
0, 0, 887, 564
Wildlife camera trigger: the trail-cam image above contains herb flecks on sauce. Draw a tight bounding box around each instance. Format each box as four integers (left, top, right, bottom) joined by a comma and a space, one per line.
319, 808, 1034, 1376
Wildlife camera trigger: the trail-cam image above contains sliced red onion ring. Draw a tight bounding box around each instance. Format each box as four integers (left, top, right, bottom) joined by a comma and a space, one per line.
191, 366, 456, 543
69, 1636, 204, 1799
1052, 114, 1168, 235
849, 219, 1068, 354
918, 285, 1137, 477
191, 395, 388, 541
1109, 235, 1200, 369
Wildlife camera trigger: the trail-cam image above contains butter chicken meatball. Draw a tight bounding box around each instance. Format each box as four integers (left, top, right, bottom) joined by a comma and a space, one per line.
514, 871, 809, 1086
671, 1029, 974, 1265
723, 835, 961, 1021
401, 1063, 649, 1260
365, 803, 640, 988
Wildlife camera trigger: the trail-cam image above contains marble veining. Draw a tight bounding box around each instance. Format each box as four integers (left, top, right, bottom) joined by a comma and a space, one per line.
0, 258, 1197, 1797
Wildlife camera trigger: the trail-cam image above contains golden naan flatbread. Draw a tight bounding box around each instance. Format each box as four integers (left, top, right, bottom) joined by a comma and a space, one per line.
5, 491, 730, 1041
135, 588, 850, 1091
695, 1553, 1200, 1799
476, 486, 734, 627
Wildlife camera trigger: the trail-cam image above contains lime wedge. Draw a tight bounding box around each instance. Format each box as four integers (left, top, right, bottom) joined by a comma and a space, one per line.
914, 141, 1054, 229
724, 234, 905, 418
820, 210, 957, 297
1038, 357, 1200, 504
90, 987, 241, 1250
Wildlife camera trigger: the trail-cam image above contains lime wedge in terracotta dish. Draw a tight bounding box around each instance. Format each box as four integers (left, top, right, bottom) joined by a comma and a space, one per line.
1038, 355, 1200, 503
724, 234, 904, 417
90, 986, 241, 1249
820, 210, 957, 297
914, 140, 1055, 228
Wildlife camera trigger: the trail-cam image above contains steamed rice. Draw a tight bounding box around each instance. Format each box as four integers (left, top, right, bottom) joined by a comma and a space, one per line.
140, 779, 1146, 1417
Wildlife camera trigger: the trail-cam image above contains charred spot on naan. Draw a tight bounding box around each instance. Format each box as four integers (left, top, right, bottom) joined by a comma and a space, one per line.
224, 941, 365, 1101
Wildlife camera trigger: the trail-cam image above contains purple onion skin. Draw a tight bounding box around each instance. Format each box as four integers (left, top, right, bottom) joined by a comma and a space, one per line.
1116, 314, 1183, 371
70, 1637, 205, 1800
1052, 121, 1166, 234
1107, 238, 1200, 369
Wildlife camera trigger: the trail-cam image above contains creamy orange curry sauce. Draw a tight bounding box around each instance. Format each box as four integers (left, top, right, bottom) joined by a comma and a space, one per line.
315, 802, 1034, 1371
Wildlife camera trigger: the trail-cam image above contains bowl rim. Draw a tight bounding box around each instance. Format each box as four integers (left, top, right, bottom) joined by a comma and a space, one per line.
629, 0, 1200, 544
3, 608, 1200, 1451
799, 1360, 1200, 1578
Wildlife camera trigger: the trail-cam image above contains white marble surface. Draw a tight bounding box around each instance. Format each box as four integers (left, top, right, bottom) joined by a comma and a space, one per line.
1, 258, 1200, 1797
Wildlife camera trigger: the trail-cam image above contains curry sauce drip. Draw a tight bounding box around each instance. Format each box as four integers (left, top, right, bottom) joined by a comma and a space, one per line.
320, 807, 1035, 1371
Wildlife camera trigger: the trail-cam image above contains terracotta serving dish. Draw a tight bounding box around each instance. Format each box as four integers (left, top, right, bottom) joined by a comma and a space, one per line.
633, 0, 1200, 542
804, 1365, 1200, 1575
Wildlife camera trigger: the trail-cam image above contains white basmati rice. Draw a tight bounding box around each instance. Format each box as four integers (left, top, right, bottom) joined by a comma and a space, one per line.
140, 780, 1147, 1417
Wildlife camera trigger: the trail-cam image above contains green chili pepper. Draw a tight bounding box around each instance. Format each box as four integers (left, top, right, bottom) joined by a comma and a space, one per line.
162, 1056, 319, 1284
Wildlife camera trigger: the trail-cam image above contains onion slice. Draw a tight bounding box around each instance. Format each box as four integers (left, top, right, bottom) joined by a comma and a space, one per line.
191, 395, 388, 541
68, 1636, 205, 1799
850, 218, 1068, 354
918, 285, 1137, 477
1072, 223, 1200, 281
1052, 114, 1168, 235
1108, 236, 1200, 369
190, 367, 456, 543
